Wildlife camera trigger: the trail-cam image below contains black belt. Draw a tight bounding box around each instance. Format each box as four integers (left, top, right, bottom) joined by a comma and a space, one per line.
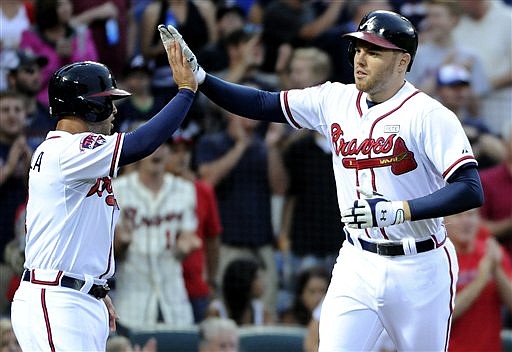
22, 270, 110, 299
347, 235, 436, 256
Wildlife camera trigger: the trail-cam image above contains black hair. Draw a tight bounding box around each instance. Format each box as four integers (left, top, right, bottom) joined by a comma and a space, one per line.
222, 258, 261, 325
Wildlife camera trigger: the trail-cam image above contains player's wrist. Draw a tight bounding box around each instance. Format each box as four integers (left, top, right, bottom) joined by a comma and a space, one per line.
178, 85, 197, 93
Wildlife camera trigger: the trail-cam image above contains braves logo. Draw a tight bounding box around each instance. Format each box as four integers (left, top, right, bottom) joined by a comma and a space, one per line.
331, 123, 417, 175
80, 134, 106, 151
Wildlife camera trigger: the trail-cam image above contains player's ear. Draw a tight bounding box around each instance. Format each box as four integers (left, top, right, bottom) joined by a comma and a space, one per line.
397, 52, 410, 73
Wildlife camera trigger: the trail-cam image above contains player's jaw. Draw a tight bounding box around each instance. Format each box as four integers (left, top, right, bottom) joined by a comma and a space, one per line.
88, 115, 115, 135
354, 55, 403, 102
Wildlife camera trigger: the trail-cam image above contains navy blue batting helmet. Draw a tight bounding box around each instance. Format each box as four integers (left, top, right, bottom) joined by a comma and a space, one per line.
343, 10, 418, 71
49, 61, 131, 122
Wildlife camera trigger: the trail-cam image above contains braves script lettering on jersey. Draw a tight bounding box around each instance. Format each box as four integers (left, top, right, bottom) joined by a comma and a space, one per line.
11, 131, 123, 350
281, 81, 470, 350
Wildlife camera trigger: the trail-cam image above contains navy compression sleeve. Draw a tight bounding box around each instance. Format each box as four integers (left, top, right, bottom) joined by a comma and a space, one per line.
119, 89, 195, 166
200, 74, 286, 123
408, 165, 484, 221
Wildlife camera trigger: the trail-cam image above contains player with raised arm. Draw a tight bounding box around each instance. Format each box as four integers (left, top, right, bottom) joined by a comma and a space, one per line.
159, 9, 484, 351
10, 39, 197, 350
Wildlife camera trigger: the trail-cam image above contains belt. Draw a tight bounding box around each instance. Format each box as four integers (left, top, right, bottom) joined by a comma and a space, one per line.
22, 270, 110, 299
346, 235, 436, 256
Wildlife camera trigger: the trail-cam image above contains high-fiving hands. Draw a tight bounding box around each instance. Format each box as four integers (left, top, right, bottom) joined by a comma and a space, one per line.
158, 24, 206, 84
341, 187, 408, 229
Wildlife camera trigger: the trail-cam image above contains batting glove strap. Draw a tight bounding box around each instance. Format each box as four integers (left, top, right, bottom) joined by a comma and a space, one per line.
341, 198, 405, 229
158, 24, 206, 84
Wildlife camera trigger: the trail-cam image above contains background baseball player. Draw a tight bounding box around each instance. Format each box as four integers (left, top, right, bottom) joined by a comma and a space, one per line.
159, 9, 484, 351
10, 39, 197, 350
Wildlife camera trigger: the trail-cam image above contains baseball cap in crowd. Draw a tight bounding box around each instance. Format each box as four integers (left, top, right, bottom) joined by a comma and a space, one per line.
216, 4, 245, 21
167, 123, 201, 145
5, 49, 48, 72
437, 64, 470, 87
122, 54, 153, 77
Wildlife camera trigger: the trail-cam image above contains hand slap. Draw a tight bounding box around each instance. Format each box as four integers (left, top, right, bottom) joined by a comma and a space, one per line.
341, 188, 406, 229
157, 24, 206, 84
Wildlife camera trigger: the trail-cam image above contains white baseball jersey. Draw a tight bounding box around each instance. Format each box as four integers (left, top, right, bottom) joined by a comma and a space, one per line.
113, 172, 196, 328
280, 81, 477, 244
24, 130, 124, 282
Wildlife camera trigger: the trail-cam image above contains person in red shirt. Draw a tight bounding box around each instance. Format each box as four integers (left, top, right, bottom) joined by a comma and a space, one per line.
479, 123, 512, 260
166, 133, 221, 323
447, 208, 512, 351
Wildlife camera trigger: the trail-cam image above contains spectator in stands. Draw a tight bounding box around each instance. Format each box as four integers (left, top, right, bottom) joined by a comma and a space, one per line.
277, 48, 343, 285
139, 0, 216, 101
199, 317, 239, 352
113, 143, 201, 329
198, 4, 247, 73
166, 133, 222, 323
19, 0, 98, 107
452, 0, 512, 136
0, 317, 21, 352
434, 63, 506, 169
6, 49, 54, 149
0, 1, 31, 50
0, 0, 31, 90
114, 55, 166, 133
212, 28, 276, 90
206, 258, 274, 326
479, 121, 512, 260
0, 91, 32, 269
260, 0, 345, 73
389, 0, 426, 30
71, 1, 133, 78
280, 266, 329, 326
407, 0, 490, 98
195, 110, 287, 316
446, 208, 512, 352
303, 300, 321, 352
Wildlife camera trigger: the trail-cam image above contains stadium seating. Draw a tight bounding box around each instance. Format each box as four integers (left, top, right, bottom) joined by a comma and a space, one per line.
238, 325, 307, 352
128, 325, 199, 352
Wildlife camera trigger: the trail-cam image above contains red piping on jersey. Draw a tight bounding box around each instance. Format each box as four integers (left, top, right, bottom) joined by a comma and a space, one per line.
41, 289, 56, 352
442, 156, 476, 179
31, 270, 63, 285
443, 247, 455, 351
432, 234, 447, 248
100, 243, 113, 279
45, 136, 61, 140
282, 91, 302, 129
109, 133, 123, 177
356, 91, 363, 117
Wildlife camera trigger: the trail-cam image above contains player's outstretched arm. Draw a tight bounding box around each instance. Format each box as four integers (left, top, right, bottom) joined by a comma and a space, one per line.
119, 38, 197, 166
157, 24, 287, 124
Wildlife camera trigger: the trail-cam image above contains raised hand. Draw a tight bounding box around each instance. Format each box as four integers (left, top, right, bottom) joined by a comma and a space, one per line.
163, 40, 197, 92
158, 24, 206, 84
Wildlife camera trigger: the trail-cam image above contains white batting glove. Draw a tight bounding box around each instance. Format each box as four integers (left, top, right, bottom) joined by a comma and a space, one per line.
158, 24, 206, 84
341, 187, 405, 229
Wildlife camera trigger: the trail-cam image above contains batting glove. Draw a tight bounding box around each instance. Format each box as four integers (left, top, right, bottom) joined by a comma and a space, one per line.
341, 188, 405, 229
158, 24, 206, 84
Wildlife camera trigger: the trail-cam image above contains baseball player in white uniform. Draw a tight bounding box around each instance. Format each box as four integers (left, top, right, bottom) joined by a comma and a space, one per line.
10, 40, 197, 350
113, 144, 198, 328
159, 9, 484, 351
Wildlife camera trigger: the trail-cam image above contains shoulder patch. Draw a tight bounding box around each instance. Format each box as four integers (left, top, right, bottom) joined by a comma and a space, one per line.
80, 134, 107, 151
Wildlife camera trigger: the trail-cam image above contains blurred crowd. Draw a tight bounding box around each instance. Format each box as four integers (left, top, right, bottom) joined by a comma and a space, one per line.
0, 0, 511, 351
